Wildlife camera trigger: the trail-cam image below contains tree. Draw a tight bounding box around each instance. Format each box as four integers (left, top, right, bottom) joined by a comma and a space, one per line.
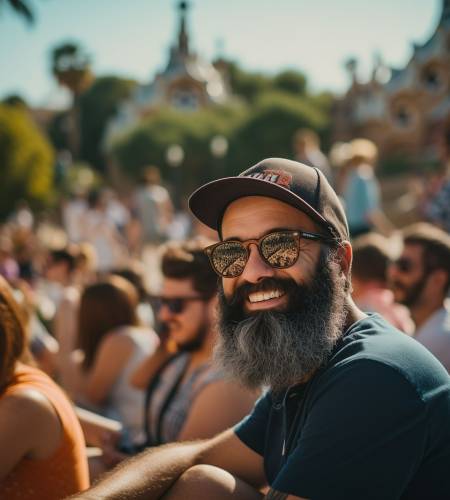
79, 76, 137, 170
0, 104, 54, 220
111, 105, 242, 198
226, 91, 329, 174
226, 61, 271, 103
0, 0, 35, 25
2, 94, 28, 108
51, 41, 93, 158
273, 70, 307, 95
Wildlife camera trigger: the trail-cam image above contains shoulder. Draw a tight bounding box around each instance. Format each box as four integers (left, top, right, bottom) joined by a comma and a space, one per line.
102, 328, 136, 350
320, 315, 450, 398
0, 387, 60, 433
95, 329, 136, 361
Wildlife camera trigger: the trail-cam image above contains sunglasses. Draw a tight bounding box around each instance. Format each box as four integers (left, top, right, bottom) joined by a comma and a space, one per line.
205, 230, 336, 278
392, 257, 415, 273
150, 295, 208, 314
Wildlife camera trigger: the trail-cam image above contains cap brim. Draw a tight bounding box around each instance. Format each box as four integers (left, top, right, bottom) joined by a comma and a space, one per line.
189, 176, 331, 234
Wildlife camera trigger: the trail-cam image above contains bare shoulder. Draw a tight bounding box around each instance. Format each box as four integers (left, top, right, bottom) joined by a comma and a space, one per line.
100, 328, 136, 352
0, 388, 60, 429
0, 388, 62, 458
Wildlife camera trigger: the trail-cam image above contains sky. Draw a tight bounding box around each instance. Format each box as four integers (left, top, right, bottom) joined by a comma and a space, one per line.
0, 0, 443, 108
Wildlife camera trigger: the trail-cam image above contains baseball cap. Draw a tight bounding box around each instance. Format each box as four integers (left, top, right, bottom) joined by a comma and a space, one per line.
189, 158, 349, 241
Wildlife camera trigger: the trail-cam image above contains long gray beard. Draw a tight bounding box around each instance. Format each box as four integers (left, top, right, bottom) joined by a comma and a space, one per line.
215, 255, 347, 392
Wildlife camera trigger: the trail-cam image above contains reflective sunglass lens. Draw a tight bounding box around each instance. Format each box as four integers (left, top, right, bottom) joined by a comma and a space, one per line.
167, 298, 184, 313
212, 242, 247, 277
395, 258, 412, 273
153, 297, 184, 314
262, 233, 299, 268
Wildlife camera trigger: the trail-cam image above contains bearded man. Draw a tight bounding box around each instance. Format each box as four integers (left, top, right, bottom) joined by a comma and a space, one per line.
73, 159, 450, 500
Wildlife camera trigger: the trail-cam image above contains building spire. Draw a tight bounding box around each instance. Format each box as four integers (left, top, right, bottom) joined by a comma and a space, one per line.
177, 1, 190, 56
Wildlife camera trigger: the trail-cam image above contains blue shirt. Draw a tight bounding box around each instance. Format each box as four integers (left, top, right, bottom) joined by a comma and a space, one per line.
344, 165, 380, 231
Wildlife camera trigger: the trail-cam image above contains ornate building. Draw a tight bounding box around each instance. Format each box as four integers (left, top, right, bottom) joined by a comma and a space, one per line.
105, 1, 230, 146
333, 0, 450, 163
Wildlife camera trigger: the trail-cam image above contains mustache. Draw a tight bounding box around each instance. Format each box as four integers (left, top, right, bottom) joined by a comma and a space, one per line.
390, 280, 407, 291
225, 277, 300, 308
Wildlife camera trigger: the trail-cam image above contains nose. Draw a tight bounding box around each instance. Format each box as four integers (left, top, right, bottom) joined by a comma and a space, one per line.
239, 243, 276, 283
157, 303, 173, 323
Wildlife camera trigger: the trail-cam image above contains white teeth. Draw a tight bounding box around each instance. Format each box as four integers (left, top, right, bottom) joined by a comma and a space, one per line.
248, 289, 284, 303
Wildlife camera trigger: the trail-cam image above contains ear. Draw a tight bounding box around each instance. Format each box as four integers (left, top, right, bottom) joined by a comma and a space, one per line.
337, 241, 352, 278
429, 268, 449, 296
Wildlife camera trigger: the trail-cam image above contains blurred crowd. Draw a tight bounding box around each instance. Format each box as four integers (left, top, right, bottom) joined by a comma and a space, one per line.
0, 124, 449, 498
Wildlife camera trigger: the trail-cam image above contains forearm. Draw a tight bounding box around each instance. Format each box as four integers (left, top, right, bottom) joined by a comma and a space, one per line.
76, 407, 122, 448
71, 440, 205, 500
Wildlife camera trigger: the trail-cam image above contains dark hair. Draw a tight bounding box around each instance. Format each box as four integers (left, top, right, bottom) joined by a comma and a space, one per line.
161, 237, 218, 298
77, 275, 139, 371
111, 263, 148, 302
49, 247, 78, 273
0, 276, 31, 390
351, 233, 393, 284
403, 223, 450, 293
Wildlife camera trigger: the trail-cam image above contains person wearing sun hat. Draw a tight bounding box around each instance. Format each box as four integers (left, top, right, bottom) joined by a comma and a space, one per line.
338, 138, 394, 238
71, 157, 450, 500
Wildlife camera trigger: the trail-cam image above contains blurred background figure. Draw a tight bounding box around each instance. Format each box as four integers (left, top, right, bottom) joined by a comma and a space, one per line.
133, 166, 174, 249
131, 238, 256, 450
389, 223, 450, 371
62, 188, 88, 243
133, 166, 174, 293
424, 118, 450, 233
42, 246, 81, 391
292, 128, 332, 183
80, 189, 128, 274
111, 261, 155, 329
0, 236, 19, 282
0, 276, 89, 499
72, 275, 159, 452
351, 232, 414, 334
338, 138, 394, 238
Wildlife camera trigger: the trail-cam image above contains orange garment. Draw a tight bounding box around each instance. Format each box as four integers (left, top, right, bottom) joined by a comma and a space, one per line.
0, 364, 89, 499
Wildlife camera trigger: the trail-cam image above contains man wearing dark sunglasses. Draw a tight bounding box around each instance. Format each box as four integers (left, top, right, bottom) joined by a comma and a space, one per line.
131, 238, 255, 449
74, 158, 450, 500
389, 222, 450, 371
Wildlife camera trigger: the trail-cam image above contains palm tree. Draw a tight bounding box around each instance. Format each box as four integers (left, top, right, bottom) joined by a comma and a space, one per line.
51, 42, 93, 158
0, 0, 35, 25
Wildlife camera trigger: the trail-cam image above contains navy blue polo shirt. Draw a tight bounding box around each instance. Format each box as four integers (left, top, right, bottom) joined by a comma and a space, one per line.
235, 314, 450, 499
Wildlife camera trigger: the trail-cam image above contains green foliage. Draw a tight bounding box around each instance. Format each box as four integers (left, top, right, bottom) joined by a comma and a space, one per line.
109, 61, 332, 201
226, 91, 329, 174
47, 111, 71, 151
1, 94, 28, 108
273, 70, 307, 95
112, 105, 243, 194
0, 104, 54, 219
79, 76, 137, 170
227, 62, 271, 103
63, 162, 102, 195
378, 154, 433, 178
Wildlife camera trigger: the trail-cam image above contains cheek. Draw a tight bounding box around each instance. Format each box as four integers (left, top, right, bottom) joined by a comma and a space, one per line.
222, 277, 237, 299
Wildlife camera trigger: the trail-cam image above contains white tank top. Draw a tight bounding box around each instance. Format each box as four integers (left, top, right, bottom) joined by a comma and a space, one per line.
107, 327, 158, 447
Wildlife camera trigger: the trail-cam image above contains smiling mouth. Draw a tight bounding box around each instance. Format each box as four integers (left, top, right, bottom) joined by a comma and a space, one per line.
248, 289, 285, 303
